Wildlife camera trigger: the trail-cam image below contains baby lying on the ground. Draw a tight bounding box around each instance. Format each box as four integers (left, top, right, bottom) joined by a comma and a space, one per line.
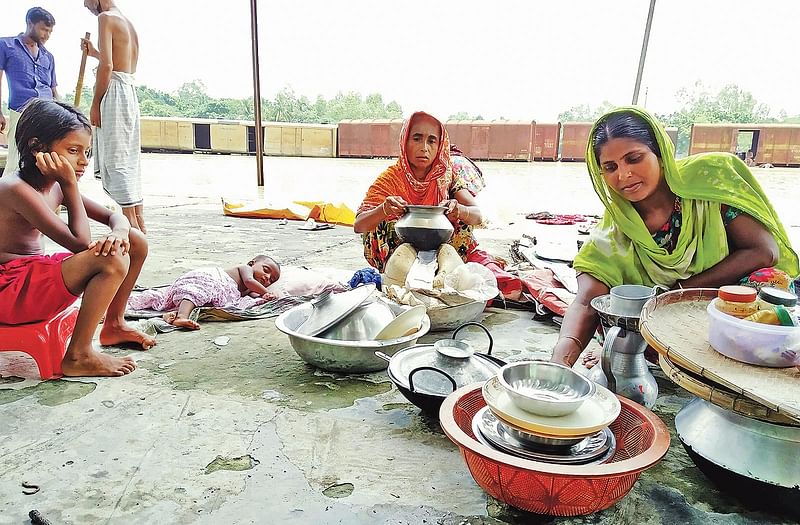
128, 255, 280, 330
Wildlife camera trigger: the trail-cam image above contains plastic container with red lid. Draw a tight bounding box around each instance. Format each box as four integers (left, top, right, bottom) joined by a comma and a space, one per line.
716, 285, 758, 319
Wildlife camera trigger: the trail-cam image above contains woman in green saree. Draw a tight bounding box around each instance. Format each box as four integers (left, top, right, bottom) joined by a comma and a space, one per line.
551, 107, 799, 368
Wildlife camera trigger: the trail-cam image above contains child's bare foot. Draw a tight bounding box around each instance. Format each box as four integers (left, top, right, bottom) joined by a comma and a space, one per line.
163, 312, 200, 330
99, 322, 157, 349
62, 350, 137, 377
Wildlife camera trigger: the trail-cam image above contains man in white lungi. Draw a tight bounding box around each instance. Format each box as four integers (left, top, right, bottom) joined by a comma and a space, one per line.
0, 7, 59, 177
82, 0, 145, 233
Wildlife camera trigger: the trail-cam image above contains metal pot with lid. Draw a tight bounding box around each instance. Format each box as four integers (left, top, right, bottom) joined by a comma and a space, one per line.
376, 322, 505, 414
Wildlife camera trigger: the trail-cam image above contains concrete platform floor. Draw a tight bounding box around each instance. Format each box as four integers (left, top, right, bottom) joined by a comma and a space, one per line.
1, 155, 798, 524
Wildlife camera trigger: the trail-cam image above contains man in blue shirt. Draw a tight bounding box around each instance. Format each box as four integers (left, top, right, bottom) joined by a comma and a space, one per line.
0, 7, 58, 176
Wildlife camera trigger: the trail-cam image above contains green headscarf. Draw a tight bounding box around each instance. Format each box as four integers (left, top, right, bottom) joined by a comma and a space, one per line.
573, 106, 798, 288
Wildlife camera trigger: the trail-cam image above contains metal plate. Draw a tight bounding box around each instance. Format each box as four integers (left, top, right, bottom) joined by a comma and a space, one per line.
482, 375, 620, 437
295, 285, 375, 337
472, 407, 616, 465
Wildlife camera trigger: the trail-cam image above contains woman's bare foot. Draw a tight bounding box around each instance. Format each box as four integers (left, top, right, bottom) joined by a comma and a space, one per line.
99, 322, 157, 349
163, 312, 200, 330
582, 350, 600, 369
62, 350, 137, 377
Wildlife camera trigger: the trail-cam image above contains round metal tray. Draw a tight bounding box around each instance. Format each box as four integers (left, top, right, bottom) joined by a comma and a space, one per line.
473, 407, 615, 465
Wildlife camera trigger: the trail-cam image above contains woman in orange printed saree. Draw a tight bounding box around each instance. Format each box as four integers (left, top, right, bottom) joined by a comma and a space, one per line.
354, 111, 520, 298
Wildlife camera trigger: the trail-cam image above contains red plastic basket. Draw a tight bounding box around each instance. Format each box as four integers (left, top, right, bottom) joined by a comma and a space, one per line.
439, 384, 670, 516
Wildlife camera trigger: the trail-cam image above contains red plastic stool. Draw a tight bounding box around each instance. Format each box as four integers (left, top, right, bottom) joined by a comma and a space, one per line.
0, 306, 80, 380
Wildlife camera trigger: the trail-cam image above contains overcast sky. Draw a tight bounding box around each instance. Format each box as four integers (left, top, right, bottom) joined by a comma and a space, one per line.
3, 0, 799, 121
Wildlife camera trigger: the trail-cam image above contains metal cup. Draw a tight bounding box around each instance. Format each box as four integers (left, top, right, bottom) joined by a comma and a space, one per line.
609, 285, 660, 317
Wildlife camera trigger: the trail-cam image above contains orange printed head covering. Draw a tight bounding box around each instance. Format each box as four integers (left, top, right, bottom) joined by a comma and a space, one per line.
357, 111, 454, 214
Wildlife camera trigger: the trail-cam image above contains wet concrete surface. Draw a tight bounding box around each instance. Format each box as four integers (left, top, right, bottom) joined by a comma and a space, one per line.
1, 155, 799, 524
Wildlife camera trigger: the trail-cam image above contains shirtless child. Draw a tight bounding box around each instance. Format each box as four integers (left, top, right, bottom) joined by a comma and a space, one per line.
129, 256, 281, 330
81, 0, 145, 233
0, 99, 155, 377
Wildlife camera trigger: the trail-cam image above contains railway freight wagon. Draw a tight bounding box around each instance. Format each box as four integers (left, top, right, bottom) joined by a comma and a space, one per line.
487, 121, 534, 161
532, 123, 560, 161
559, 122, 593, 161
445, 121, 490, 160
264, 122, 337, 158
689, 123, 800, 167
338, 119, 403, 158
558, 123, 679, 162
140, 117, 337, 157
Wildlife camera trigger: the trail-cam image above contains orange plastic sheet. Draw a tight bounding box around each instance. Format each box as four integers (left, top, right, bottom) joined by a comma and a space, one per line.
222, 199, 356, 227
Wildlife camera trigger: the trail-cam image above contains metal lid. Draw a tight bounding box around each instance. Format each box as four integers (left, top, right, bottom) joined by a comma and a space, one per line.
758, 287, 798, 307
387, 341, 502, 396
295, 284, 375, 336
773, 305, 796, 327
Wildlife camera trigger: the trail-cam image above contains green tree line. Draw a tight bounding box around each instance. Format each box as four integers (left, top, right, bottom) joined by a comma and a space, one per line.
58, 80, 800, 159
558, 83, 800, 156
66, 81, 403, 124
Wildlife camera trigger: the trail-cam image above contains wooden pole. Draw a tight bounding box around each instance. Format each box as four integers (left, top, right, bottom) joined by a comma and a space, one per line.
74, 32, 91, 107
250, 0, 264, 186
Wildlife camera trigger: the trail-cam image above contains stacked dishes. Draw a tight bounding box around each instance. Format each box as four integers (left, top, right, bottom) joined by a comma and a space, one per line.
477, 361, 621, 465
275, 285, 431, 373
440, 384, 671, 516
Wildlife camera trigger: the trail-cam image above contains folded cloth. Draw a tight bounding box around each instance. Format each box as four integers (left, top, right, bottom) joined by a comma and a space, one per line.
192, 296, 310, 322
519, 269, 574, 317
349, 268, 381, 290
0, 253, 79, 324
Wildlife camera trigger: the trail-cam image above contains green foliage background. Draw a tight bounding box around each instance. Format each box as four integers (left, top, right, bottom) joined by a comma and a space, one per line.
55, 80, 800, 159
67, 81, 403, 124
557, 83, 798, 156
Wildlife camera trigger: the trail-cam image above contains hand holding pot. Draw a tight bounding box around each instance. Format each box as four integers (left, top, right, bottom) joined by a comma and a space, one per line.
383, 196, 408, 218
439, 198, 459, 220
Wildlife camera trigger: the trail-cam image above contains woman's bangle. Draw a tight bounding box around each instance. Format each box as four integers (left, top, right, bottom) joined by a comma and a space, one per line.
558, 335, 584, 349
381, 201, 388, 216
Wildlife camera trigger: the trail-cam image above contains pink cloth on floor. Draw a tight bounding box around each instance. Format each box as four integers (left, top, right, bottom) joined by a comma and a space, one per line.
128, 267, 262, 311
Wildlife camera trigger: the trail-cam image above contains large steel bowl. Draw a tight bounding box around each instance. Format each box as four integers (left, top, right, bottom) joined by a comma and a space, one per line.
427, 300, 486, 331
499, 361, 596, 417
276, 302, 431, 373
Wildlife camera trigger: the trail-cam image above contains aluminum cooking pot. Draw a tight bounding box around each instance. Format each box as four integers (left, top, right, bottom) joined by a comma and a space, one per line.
394, 205, 454, 252
677, 398, 800, 518
376, 322, 505, 414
